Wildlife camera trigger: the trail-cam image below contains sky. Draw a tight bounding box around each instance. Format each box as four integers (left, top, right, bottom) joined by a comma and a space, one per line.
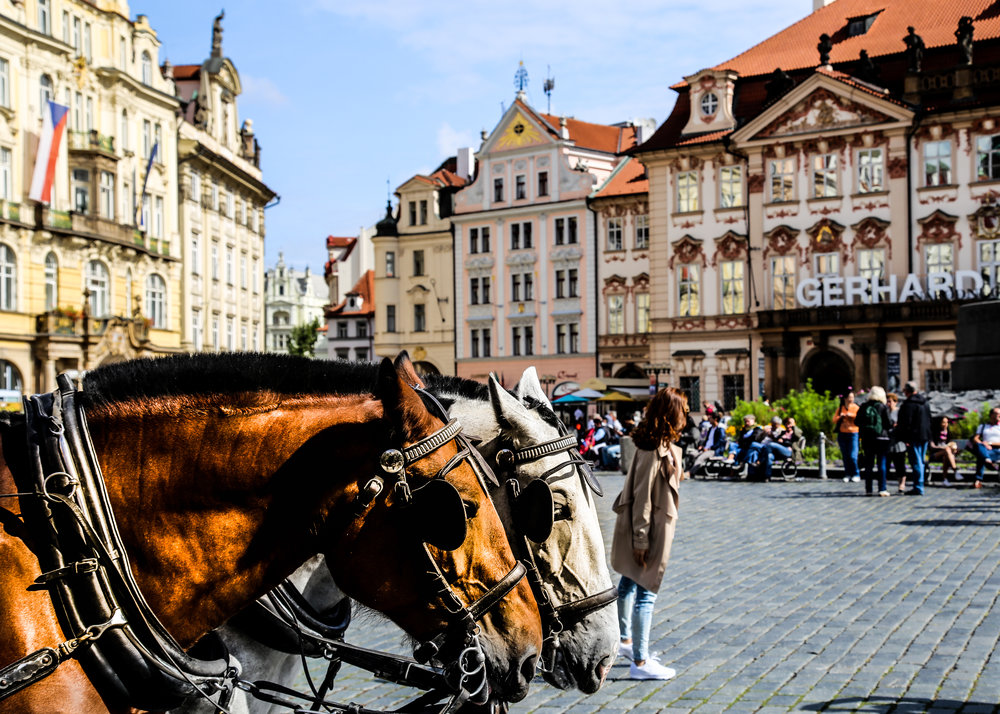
133, 0, 813, 271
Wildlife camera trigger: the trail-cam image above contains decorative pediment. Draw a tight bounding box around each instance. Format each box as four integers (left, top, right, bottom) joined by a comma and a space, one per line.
969, 199, 1000, 239
805, 218, 846, 255
604, 274, 627, 290
917, 210, 961, 248
851, 216, 893, 261
490, 109, 550, 152
763, 225, 803, 262
669, 235, 706, 269
633, 272, 650, 289
757, 88, 893, 139
711, 231, 748, 266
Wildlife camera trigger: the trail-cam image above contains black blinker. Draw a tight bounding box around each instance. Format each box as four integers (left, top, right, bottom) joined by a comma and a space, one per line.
407, 479, 468, 551
513, 479, 554, 543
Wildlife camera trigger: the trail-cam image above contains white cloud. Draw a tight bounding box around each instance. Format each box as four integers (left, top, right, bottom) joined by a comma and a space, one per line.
241, 74, 289, 107
436, 123, 477, 159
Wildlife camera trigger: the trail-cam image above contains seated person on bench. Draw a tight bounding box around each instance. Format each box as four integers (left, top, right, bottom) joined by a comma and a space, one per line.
691, 411, 727, 476
760, 417, 803, 480
971, 407, 1000, 489
727, 414, 764, 467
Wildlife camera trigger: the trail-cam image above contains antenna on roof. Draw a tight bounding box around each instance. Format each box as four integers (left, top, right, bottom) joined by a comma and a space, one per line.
543, 66, 555, 114
514, 61, 529, 101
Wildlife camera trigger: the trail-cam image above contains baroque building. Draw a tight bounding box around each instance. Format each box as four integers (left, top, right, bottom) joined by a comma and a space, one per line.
0, 0, 181, 403
452, 91, 639, 391
324, 269, 374, 361
372, 156, 468, 375
172, 11, 275, 353
263, 252, 327, 353
635, 0, 1000, 409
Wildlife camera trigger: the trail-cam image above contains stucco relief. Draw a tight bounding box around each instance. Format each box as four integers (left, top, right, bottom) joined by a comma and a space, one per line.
505, 253, 537, 267
668, 235, 707, 269
551, 246, 583, 264
762, 225, 804, 262
464, 255, 495, 270
887, 156, 908, 179
916, 210, 962, 249
714, 316, 753, 329
805, 218, 847, 263
671, 317, 706, 331
747, 173, 765, 194
970, 197, 1000, 239
711, 231, 748, 266
851, 216, 893, 260
758, 89, 892, 138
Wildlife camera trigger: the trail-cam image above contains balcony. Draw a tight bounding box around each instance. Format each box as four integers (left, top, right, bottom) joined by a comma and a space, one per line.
0, 200, 22, 223
68, 130, 116, 158
35, 310, 150, 344
757, 300, 961, 329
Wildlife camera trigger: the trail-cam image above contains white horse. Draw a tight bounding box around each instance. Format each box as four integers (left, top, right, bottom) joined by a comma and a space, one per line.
177, 365, 617, 713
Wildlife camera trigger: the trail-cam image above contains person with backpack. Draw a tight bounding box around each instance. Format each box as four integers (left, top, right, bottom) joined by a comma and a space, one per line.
857, 387, 892, 496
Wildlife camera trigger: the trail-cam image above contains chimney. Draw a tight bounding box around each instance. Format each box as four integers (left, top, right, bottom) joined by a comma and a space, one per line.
456, 147, 474, 181
813, 0, 835, 10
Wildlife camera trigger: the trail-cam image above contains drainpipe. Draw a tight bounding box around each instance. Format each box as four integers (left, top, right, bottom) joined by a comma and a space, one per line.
723, 136, 757, 398
904, 108, 925, 381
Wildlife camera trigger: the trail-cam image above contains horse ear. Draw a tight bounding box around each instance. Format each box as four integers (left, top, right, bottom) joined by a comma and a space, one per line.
378, 357, 431, 437
394, 351, 425, 389
516, 367, 550, 407
488, 373, 523, 430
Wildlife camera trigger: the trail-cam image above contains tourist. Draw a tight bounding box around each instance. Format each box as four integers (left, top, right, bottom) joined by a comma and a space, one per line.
611, 387, 687, 681
834, 392, 861, 483
857, 387, 892, 496
928, 416, 961, 485
897, 381, 932, 495
761, 416, 803, 481
971, 407, 1000, 489
691, 411, 726, 477
886, 392, 908, 492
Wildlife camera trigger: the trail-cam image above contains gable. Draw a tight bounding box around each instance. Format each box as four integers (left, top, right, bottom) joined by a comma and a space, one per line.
491, 109, 551, 152
757, 87, 893, 139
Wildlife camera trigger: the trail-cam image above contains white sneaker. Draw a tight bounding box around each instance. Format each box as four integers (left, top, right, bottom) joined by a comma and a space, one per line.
954, 473, 964, 481
630, 658, 676, 680
618, 641, 633, 661
842, 477, 850, 483
851, 475, 861, 482
943, 478, 951, 487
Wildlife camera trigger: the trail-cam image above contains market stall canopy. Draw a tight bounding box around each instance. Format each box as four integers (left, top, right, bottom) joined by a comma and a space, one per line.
597, 390, 636, 402
551, 388, 605, 403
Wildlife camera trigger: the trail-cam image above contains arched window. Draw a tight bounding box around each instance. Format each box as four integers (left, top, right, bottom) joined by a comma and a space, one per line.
0, 243, 15, 311
86, 260, 110, 317
145, 273, 166, 328
141, 51, 152, 85
0, 359, 22, 406
120, 110, 129, 152
44, 252, 58, 311
39, 74, 53, 109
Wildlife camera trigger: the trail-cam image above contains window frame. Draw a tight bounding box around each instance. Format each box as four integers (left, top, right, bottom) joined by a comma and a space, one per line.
924, 140, 952, 187
857, 147, 885, 194
719, 165, 744, 208
976, 134, 1000, 181
607, 217, 623, 251
538, 171, 548, 196
413, 303, 426, 332
925, 243, 954, 274
145, 273, 167, 328
0, 243, 16, 311
44, 252, 58, 311
636, 292, 651, 333
720, 260, 745, 315
771, 255, 796, 310
677, 264, 700, 317
676, 170, 699, 213
607, 293, 625, 334
635, 214, 649, 249
812, 153, 838, 198
386, 304, 396, 333
769, 157, 795, 203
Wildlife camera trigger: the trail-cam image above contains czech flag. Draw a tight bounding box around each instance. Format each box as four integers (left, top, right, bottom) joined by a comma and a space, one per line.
29, 100, 69, 204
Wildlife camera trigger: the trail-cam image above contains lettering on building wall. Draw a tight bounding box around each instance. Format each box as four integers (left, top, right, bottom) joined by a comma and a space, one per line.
795, 271, 984, 308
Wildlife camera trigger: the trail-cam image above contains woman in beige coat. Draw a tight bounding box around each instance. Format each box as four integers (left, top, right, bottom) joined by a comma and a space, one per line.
611, 387, 687, 680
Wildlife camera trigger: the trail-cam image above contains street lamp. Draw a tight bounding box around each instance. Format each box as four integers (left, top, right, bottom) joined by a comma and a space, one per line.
644, 362, 672, 394
539, 374, 556, 399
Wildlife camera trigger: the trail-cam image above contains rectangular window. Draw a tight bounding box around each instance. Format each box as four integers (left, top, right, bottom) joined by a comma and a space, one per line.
335, 347, 349, 360
678, 264, 700, 316
62, 10, 69, 44
719, 166, 743, 208
386, 305, 396, 332
720, 260, 744, 314
554, 218, 565, 245
636, 292, 650, 333
771, 255, 796, 310
83, 23, 91, 62
515, 175, 526, 200
976, 135, 1000, 181
120, 36, 127, 70
924, 141, 952, 186
814, 252, 840, 278
635, 214, 649, 249
979, 239, 1000, 295
481, 226, 491, 252
142, 120, 151, 159
524, 272, 533, 300
211, 243, 219, 280
409, 201, 417, 226
511, 274, 521, 302
153, 196, 163, 238
680, 376, 701, 411
607, 218, 623, 251
99, 171, 114, 219
470, 278, 479, 305
608, 294, 624, 334
413, 249, 424, 276
72, 16, 81, 54
512, 326, 521, 356
723, 374, 745, 411
191, 311, 202, 351
556, 324, 566, 354
567, 216, 577, 244
212, 315, 219, 350
0, 58, 9, 108
926, 243, 953, 274
419, 199, 428, 225
73, 91, 82, 130
38, 0, 50, 34
555, 270, 565, 299
926, 369, 951, 392
538, 171, 548, 196
355, 347, 369, 362
482, 328, 491, 357
568, 323, 579, 353
225, 189, 234, 219
524, 325, 534, 356
414, 304, 426, 332
240, 254, 248, 289
522, 222, 532, 249
481, 276, 490, 303
471, 329, 480, 358
225, 246, 233, 284
226, 318, 235, 351
511, 223, 520, 250
568, 269, 578, 297
677, 170, 698, 212
337, 321, 348, 338
469, 228, 479, 254
85, 96, 93, 132
770, 158, 795, 202
252, 258, 259, 293
812, 154, 838, 197
191, 234, 201, 275
494, 178, 504, 202
385, 251, 395, 277
858, 248, 885, 282
857, 148, 884, 193
357, 319, 369, 338
72, 168, 89, 213
0, 147, 11, 200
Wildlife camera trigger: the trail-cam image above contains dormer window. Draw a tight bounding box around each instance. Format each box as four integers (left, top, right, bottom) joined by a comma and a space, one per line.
700, 93, 719, 117
846, 12, 880, 38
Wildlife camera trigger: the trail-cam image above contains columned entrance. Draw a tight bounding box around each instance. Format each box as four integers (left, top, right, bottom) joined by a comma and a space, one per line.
801, 348, 854, 397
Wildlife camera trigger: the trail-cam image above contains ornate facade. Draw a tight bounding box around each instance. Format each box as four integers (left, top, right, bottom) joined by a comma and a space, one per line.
0, 0, 182, 403
264, 252, 327, 354
636, 0, 1000, 408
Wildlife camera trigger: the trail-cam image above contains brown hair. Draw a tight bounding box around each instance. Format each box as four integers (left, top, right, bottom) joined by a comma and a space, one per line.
632, 387, 688, 451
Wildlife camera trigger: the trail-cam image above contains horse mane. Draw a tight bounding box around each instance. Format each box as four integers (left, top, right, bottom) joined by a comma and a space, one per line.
79, 354, 379, 409
423, 374, 488, 402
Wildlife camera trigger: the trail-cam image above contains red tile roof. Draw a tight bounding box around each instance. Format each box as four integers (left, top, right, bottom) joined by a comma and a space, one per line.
326, 235, 356, 249
172, 64, 201, 80
326, 270, 375, 318
592, 157, 648, 199
512, 100, 638, 154
710, 0, 1000, 80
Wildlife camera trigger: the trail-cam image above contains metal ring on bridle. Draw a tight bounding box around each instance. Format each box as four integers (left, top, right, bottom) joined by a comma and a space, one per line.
379, 449, 404, 474
496, 449, 514, 468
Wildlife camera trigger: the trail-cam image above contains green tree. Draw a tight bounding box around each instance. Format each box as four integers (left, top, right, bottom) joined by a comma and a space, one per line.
288, 318, 321, 358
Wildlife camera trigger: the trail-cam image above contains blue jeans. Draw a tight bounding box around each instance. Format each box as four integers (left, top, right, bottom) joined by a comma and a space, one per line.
617, 575, 657, 662
762, 442, 792, 479
838, 432, 860, 479
973, 442, 1000, 481
908, 441, 928, 493
601, 444, 621, 469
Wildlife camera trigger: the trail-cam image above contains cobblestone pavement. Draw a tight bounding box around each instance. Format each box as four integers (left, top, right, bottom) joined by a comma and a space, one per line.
298, 477, 1000, 713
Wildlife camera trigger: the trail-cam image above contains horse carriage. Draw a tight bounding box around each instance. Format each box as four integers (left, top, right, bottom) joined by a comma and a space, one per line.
0, 353, 618, 713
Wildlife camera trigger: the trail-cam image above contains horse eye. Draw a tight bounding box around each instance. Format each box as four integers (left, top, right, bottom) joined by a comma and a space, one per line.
463, 500, 479, 519
553, 501, 571, 521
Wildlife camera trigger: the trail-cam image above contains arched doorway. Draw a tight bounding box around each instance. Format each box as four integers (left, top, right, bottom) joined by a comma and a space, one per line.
802, 349, 853, 397
614, 363, 647, 379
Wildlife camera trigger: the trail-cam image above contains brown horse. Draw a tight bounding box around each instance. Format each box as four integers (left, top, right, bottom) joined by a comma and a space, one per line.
0, 354, 541, 712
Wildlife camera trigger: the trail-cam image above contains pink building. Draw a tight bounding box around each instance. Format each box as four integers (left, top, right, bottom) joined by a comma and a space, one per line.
452, 93, 637, 391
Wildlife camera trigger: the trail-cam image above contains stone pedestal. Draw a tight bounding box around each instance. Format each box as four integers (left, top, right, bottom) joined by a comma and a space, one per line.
951, 301, 1000, 390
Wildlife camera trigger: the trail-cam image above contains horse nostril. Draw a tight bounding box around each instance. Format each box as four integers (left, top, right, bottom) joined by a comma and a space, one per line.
507, 649, 537, 702
520, 651, 538, 684
596, 654, 613, 686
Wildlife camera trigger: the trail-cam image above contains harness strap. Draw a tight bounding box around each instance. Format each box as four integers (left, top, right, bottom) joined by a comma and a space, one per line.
467, 561, 527, 622
555, 586, 619, 623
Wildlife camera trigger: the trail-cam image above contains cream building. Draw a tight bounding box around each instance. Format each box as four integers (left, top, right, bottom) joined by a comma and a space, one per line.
264, 252, 327, 354
372, 157, 468, 375
0, 0, 182, 403
172, 12, 275, 354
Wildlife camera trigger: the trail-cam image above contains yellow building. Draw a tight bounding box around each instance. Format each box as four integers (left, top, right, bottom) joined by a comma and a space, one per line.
0, 0, 181, 404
